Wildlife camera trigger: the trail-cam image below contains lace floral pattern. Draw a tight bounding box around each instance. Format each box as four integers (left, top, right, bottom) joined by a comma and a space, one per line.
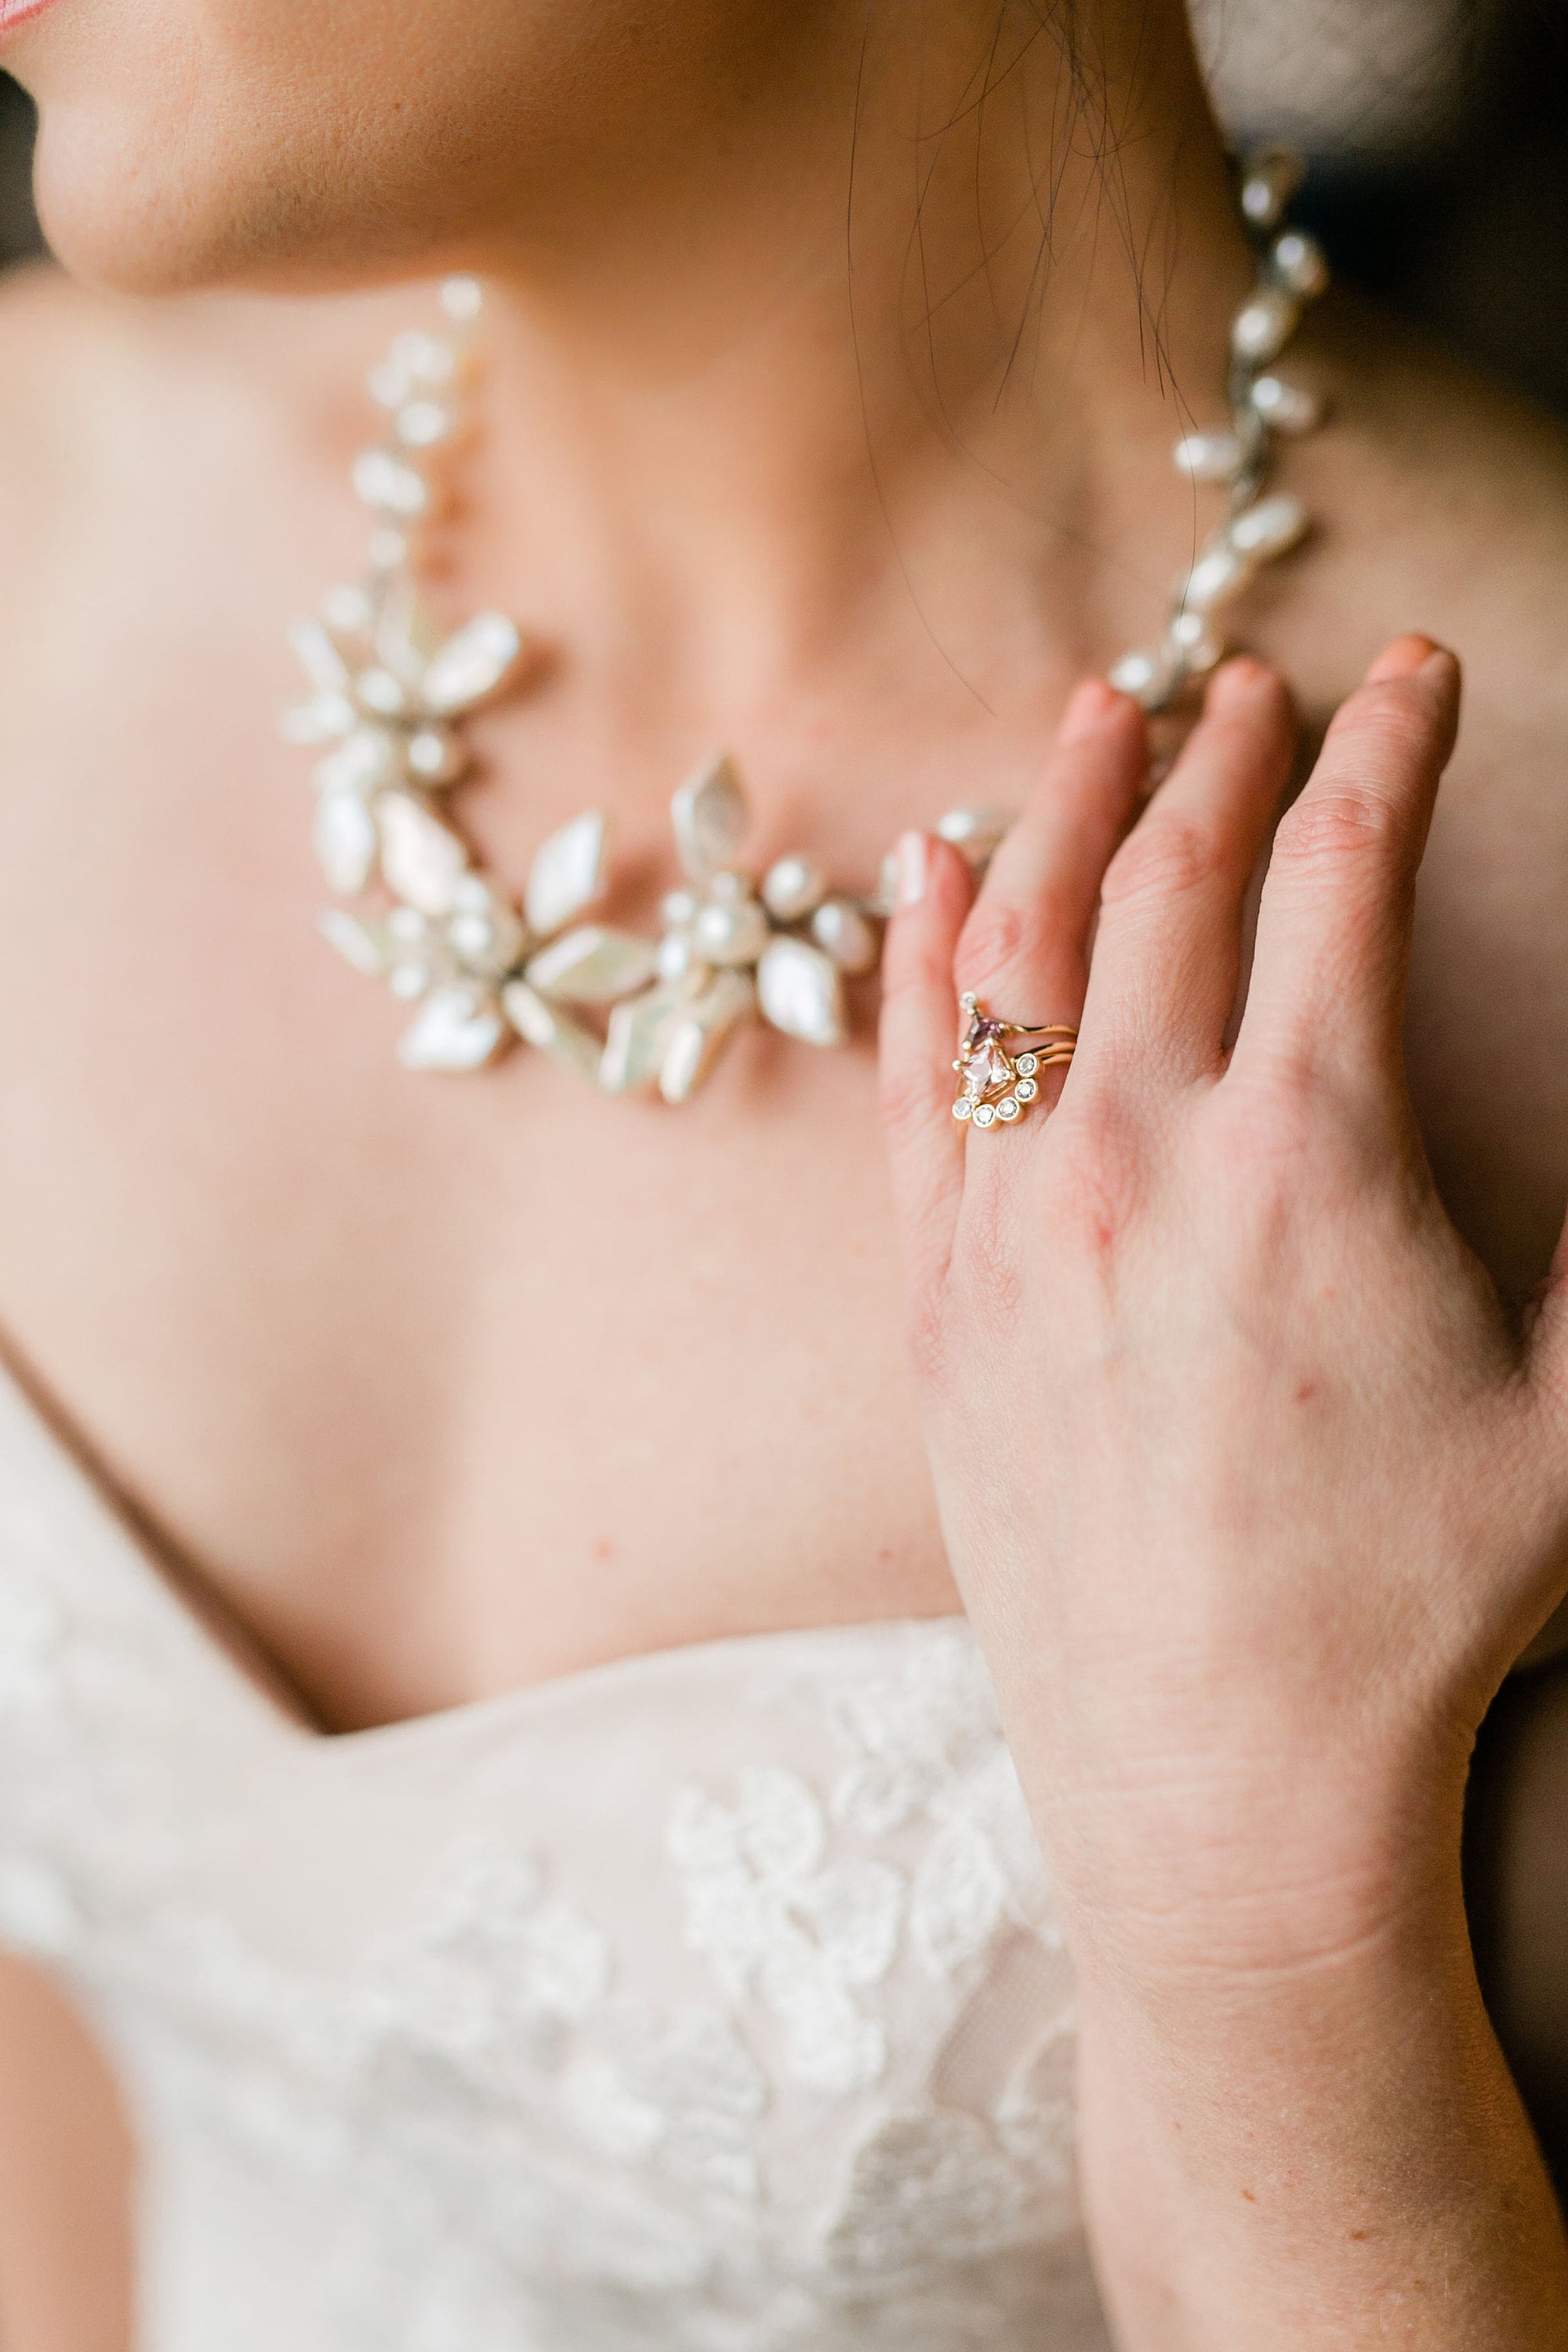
0, 1421, 1108, 2352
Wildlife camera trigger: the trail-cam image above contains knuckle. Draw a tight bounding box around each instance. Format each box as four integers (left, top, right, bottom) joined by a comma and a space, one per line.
1101, 808, 1225, 911
1271, 784, 1403, 881
954, 898, 1033, 993
1044, 1094, 1145, 1261
1331, 679, 1440, 778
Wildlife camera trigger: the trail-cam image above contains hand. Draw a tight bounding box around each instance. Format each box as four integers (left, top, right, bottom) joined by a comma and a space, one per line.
880, 640, 1568, 2345
879, 639, 1568, 1979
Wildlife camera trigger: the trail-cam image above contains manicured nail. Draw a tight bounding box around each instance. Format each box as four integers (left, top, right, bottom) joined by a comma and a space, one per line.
1058, 677, 1121, 744
895, 829, 930, 908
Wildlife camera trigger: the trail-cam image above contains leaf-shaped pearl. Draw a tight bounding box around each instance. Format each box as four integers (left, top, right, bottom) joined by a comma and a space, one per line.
374, 583, 445, 684
314, 790, 379, 895
419, 612, 523, 715
378, 792, 470, 916
756, 935, 847, 1047
288, 617, 353, 697
499, 980, 604, 1084
397, 984, 506, 1073
761, 854, 826, 922
524, 924, 658, 1005
659, 969, 756, 1103
351, 448, 432, 518
524, 811, 608, 938
601, 982, 687, 1094
318, 908, 393, 977
279, 695, 357, 746
314, 724, 399, 798
671, 752, 750, 884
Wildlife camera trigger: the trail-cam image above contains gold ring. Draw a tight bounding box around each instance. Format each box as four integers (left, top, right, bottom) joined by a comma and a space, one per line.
951, 993, 1076, 1129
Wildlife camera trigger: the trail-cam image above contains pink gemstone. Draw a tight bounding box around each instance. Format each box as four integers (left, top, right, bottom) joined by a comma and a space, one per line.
964, 1040, 1011, 1096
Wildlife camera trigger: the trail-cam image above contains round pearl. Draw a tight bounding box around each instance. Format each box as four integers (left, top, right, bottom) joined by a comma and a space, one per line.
355, 667, 409, 717
810, 897, 879, 976
1232, 285, 1300, 365
407, 726, 465, 785
1173, 430, 1243, 483
1271, 229, 1329, 299
1250, 375, 1322, 434
761, 854, 826, 923
694, 897, 771, 967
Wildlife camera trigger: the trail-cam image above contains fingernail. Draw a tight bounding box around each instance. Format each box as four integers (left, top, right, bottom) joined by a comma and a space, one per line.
1364, 633, 1440, 685
1207, 654, 1275, 710
1058, 677, 1122, 744
895, 829, 929, 908
1417, 646, 1460, 695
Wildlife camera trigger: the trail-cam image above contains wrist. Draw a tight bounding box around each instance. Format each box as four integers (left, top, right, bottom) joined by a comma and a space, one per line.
1010, 1706, 1475, 1995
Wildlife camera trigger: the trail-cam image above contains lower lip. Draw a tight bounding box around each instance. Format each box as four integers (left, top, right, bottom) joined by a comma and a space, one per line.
0, 0, 60, 32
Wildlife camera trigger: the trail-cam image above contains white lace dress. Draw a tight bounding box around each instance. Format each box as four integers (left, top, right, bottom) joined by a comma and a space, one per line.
0, 1364, 1112, 2351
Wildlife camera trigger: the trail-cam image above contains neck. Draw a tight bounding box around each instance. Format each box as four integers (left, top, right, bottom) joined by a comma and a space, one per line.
429, 1, 1254, 753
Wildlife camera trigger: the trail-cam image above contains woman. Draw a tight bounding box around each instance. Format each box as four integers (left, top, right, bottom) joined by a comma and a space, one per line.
0, 0, 1566, 2343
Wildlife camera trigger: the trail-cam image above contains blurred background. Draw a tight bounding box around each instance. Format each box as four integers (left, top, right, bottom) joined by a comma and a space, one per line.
8, 2, 1561, 409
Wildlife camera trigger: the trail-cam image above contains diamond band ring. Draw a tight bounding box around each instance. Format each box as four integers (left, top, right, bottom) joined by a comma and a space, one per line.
951, 993, 1076, 1130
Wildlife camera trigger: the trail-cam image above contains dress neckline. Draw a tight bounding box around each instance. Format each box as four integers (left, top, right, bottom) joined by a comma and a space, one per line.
0, 1332, 967, 1755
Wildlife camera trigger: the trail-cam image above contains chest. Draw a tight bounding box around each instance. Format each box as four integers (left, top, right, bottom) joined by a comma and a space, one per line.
0, 568, 951, 1730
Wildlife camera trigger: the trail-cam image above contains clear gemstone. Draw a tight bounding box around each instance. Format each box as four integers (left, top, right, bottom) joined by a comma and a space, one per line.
952, 1097, 973, 1122
1014, 1077, 1038, 1102
524, 811, 608, 937
1014, 1053, 1038, 1076
997, 1095, 1021, 1120
971, 1102, 997, 1127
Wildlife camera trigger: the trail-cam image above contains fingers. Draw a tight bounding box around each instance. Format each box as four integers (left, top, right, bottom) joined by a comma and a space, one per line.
1076, 657, 1298, 1088
952, 681, 1149, 1053
879, 830, 974, 1286
1233, 636, 1461, 1093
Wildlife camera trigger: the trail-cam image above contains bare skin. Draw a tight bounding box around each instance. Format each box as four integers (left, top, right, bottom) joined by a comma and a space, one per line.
0, 0, 1566, 2339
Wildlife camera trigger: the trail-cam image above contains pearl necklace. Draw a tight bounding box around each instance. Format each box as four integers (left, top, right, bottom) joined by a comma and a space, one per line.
282, 150, 1326, 1095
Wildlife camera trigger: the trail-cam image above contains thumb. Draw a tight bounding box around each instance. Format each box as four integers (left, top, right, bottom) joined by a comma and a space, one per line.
878, 831, 973, 1301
